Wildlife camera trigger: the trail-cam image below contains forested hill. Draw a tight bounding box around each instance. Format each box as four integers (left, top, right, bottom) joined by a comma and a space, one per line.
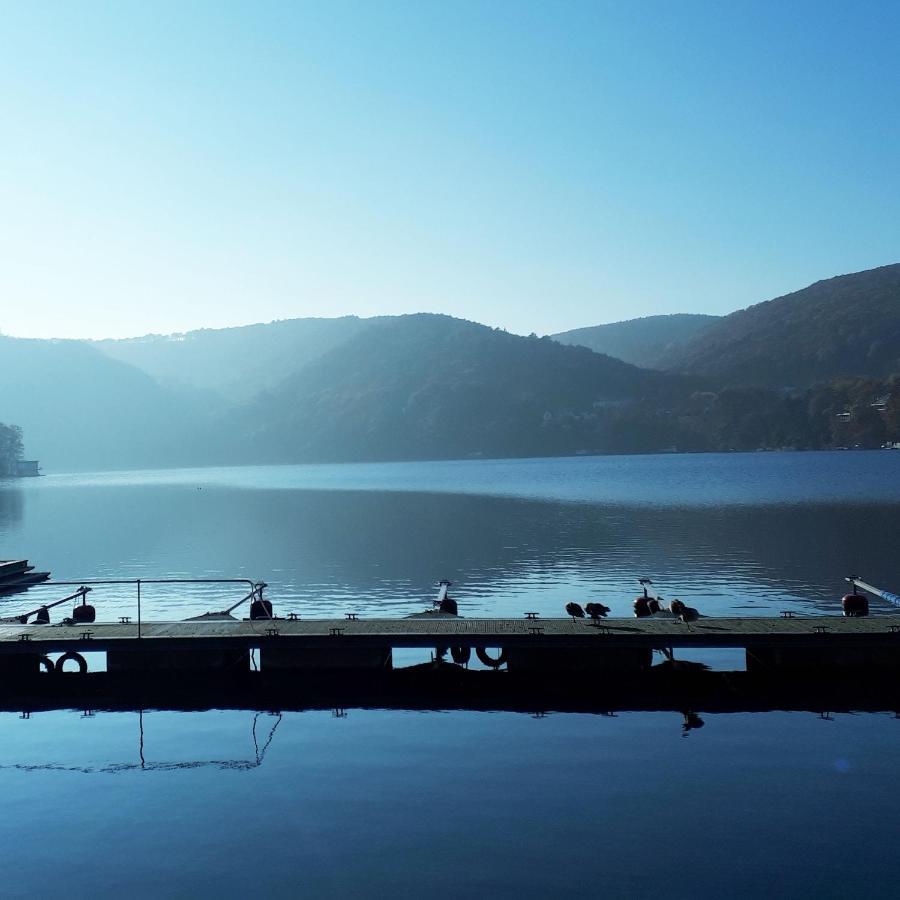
93, 316, 368, 400
8, 262, 900, 472
224, 314, 698, 462
661, 264, 900, 386
551, 314, 719, 369
0, 336, 210, 471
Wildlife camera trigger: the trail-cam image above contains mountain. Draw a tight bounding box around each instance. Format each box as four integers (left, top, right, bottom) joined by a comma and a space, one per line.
551, 314, 719, 369
661, 264, 900, 386
223, 314, 697, 462
93, 316, 368, 400
0, 336, 209, 471
11, 262, 900, 473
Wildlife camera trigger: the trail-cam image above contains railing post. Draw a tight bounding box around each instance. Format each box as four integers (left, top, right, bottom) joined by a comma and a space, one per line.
137, 579, 142, 639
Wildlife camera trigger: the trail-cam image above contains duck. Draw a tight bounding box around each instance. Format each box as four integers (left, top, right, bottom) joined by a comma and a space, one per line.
679, 605, 700, 623
585, 602, 610, 621
565, 602, 585, 621
668, 599, 686, 617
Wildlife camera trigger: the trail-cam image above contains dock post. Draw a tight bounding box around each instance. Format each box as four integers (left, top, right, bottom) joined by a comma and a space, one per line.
137, 579, 142, 639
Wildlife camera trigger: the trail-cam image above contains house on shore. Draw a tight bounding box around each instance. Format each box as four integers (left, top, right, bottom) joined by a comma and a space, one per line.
15, 460, 40, 477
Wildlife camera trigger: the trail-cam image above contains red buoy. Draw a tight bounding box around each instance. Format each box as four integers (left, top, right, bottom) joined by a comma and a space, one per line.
72, 603, 96, 624
841, 593, 868, 617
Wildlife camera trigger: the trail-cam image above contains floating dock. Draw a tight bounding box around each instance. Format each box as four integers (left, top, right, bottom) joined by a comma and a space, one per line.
1, 614, 900, 676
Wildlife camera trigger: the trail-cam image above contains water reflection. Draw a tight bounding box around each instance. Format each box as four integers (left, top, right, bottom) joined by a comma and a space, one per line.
1, 484, 897, 621
0, 483, 23, 533
0, 458, 896, 897
0, 702, 898, 897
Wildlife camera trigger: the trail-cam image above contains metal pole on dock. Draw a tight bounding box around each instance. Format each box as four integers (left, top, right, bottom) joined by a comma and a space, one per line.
847, 576, 900, 608
137, 579, 142, 639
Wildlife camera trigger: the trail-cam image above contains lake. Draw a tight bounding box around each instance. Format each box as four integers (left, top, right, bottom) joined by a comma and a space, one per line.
1, 451, 898, 897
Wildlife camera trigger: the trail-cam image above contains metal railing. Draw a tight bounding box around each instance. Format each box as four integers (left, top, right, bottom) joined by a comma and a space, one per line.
1, 578, 266, 636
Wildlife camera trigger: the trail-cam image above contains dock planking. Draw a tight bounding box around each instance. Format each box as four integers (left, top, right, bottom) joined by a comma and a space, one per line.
1, 615, 900, 655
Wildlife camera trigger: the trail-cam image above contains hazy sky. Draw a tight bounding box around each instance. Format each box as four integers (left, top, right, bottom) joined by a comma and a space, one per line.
1, 1, 898, 340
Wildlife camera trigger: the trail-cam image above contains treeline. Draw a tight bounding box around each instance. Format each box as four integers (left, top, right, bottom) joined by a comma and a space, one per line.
539, 375, 900, 456
668, 375, 900, 452
0, 423, 24, 475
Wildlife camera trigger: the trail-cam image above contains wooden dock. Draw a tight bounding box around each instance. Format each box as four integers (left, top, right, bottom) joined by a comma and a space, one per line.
3, 614, 900, 651
0, 615, 899, 674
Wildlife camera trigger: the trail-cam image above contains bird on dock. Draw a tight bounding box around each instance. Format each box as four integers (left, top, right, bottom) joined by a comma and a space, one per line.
647, 598, 662, 615
565, 602, 585, 622
585, 602, 610, 621
669, 599, 700, 622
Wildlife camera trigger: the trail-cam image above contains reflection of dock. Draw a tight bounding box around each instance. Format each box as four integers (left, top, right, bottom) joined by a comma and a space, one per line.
1, 614, 900, 676
0, 666, 898, 718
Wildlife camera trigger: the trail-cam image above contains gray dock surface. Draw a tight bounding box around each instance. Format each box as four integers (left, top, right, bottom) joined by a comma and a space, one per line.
1, 615, 899, 654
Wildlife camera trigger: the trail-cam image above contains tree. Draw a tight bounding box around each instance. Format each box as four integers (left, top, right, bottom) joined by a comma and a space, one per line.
0, 423, 24, 476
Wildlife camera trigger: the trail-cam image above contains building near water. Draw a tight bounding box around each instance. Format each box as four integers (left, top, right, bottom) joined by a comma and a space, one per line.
15, 460, 40, 477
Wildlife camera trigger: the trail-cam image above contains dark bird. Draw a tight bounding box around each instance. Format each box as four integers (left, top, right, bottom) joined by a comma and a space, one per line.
565, 602, 585, 621
585, 602, 610, 621
647, 599, 662, 615
669, 599, 686, 618
679, 605, 700, 623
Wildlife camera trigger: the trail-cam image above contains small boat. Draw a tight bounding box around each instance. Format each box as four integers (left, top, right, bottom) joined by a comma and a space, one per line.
0, 560, 51, 595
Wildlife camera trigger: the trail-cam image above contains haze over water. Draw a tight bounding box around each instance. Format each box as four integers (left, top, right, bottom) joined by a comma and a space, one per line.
0, 451, 899, 897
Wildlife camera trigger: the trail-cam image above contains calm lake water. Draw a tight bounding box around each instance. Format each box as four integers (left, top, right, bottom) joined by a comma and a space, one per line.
0, 451, 899, 897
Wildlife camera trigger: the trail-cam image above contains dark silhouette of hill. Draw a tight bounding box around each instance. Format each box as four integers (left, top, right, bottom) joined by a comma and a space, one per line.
94, 316, 368, 400
0, 336, 209, 471
661, 264, 900, 386
551, 314, 719, 368
225, 314, 696, 462
10, 262, 900, 472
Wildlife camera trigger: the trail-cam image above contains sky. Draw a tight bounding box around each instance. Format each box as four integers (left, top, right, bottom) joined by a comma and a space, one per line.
1, 0, 898, 340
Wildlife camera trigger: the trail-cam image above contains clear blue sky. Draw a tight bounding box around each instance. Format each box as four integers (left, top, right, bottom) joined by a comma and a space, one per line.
1, 0, 898, 339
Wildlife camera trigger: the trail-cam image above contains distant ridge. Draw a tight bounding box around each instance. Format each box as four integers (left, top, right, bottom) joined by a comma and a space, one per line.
94, 316, 368, 400
552, 314, 719, 369
0, 335, 205, 470
661, 264, 900, 386
223, 313, 694, 463
6, 262, 899, 470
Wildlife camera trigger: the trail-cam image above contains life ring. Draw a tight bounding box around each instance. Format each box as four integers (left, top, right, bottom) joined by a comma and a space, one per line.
55, 651, 88, 674
450, 646, 471, 665
38, 656, 55, 674
476, 647, 507, 669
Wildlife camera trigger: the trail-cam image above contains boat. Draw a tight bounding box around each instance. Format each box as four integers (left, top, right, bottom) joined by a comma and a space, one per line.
0, 560, 51, 595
